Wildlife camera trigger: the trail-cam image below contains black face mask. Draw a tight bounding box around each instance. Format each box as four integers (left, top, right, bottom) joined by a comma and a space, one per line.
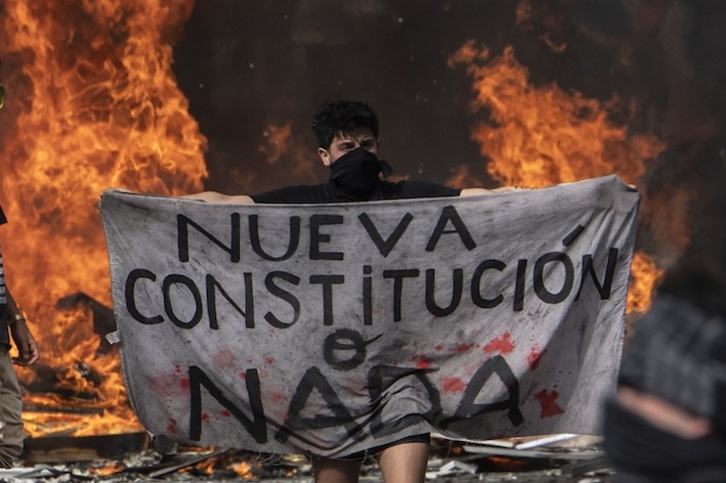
328, 147, 384, 200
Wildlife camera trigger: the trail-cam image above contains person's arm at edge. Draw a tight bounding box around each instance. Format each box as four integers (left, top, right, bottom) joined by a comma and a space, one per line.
6, 289, 39, 365
182, 191, 255, 204
460, 182, 638, 196
459, 186, 528, 196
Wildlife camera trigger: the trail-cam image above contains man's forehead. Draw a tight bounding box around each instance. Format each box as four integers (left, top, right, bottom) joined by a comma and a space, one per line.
334, 129, 376, 141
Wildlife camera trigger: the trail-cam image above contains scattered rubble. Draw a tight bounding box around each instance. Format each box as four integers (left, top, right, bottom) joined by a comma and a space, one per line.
2, 434, 615, 482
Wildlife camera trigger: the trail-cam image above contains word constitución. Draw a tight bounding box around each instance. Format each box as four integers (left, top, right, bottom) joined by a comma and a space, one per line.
122, 209, 623, 329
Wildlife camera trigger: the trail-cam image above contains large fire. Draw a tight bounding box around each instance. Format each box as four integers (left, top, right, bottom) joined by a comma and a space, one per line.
448, 42, 666, 312
0, 2, 664, 439
0, 0, 206, 436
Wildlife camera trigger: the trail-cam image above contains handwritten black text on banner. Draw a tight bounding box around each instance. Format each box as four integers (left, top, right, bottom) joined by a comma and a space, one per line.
100, 175, 639, 457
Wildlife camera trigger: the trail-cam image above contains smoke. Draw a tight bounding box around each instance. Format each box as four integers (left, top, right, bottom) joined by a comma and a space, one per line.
3, 0, 722, 272
171, 0, 726, 273
171, 0, 526, 194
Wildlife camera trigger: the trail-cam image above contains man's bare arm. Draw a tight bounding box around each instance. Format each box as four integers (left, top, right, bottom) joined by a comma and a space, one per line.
461, 183, 637, 197
459, 187, 526, 196
7, 290, 40, 365
182, 191, 255, 204
186, 187, 532, 201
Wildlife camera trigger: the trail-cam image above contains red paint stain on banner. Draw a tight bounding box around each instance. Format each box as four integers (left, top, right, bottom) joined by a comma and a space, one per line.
443, 377, 467, 393
239, 371, 247, 379
167, 419, 177, 433
222, 410, 231, 417
528, 345, 546, 369
484, 331, 515, 354
180, 378, 190, 389
455, 343, 472, 352
150, 373, 186, 398
533, 389, 565, 417
435, 345, 444, 352
213, 348, 237, 369
272, 392, 283, 401
416, 356, 432, 369
266, 357, 275, 365
201, 412, 211, 422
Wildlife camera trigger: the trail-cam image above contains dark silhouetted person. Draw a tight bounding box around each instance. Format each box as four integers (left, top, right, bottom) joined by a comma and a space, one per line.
603, 262, 726, 482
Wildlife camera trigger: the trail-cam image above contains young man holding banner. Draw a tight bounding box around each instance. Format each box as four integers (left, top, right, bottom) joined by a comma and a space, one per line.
186, 99, 503, 483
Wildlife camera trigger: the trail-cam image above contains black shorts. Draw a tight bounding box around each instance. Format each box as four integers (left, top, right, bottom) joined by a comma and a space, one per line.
335, 433, 431, 461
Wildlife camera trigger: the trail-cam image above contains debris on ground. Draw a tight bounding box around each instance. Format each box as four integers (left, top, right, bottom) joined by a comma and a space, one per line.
2, 434, 615, 482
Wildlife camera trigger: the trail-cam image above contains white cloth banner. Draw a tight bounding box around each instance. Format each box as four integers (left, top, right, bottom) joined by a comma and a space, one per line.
100, 175, 639, 457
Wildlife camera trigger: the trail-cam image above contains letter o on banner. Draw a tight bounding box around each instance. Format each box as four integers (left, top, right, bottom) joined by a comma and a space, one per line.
323, 329, 368, 370
533, 252, 574, 304
163, 274, 203, 328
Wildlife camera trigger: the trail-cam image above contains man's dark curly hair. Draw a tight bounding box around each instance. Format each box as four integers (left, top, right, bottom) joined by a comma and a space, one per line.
312, 100, 379, 149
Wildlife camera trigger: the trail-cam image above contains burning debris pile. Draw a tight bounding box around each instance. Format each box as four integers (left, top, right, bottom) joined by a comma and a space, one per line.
19, 294, 124, 436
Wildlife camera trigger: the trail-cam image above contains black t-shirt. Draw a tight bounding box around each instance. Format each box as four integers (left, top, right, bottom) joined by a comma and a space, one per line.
251, 179, 460, 204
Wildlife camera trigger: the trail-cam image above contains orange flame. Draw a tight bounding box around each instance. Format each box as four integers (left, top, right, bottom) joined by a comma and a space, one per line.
259, 123, 293, 165
230, 461, 256, 479
450, 42, 665, 187
90, 462, 126, 477
0, 0, 206, 436
450, 42, 666, 311
258, 121, 319, 181
627, 252, 664, 314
